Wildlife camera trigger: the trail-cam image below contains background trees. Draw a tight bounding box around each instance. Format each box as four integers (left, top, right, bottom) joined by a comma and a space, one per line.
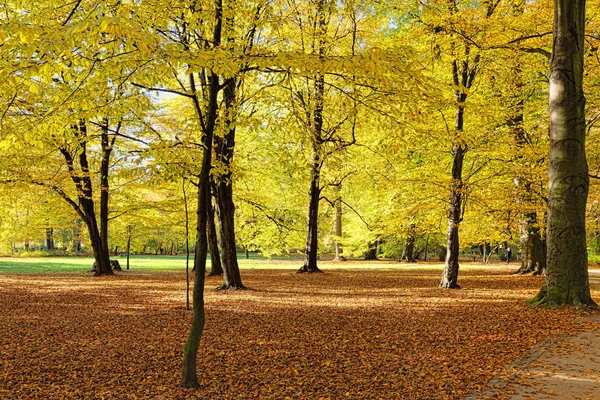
0, 0, 599, 293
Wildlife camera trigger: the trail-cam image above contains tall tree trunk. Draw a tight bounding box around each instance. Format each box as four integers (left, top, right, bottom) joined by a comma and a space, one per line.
214, 77, 244, 289
99, 119, 113, 274
207, 199, 223, 276
180, 0, 223, 384
60, 120, 112, 276
440, 130, 466, 288
298, 165, 323, 273
439, 51, 479, 288
507, 0, 547, 278
530, 0, 596, 308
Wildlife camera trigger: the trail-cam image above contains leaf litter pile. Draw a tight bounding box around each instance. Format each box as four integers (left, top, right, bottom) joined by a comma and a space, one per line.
0, 267, 595, 399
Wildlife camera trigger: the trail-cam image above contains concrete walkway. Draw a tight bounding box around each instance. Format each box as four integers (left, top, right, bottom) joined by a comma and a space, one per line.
467, 272, 600, 399
466, 326, 600, 399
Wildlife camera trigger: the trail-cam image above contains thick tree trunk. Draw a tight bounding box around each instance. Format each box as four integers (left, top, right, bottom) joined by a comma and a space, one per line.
99, 120, 112, 275
365, 241, 378, 260
403, 224, 416, 262
207, 200, 223, 276
213, 77, 244, 289
516, 212, 546, 275
530, 0, 596, 308
45, 228, 54, 250
298, 170, 323, 273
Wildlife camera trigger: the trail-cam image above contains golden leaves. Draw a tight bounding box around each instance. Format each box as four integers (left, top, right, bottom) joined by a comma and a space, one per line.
0, 268, 590, 399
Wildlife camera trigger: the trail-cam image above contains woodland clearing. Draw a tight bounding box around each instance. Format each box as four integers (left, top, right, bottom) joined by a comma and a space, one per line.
0, 265, 598, 399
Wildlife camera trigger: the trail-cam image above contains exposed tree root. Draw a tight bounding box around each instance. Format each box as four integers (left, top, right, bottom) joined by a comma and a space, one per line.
528, 289, 598, 310
296, 265, 324, 274
213, 283, 247, 291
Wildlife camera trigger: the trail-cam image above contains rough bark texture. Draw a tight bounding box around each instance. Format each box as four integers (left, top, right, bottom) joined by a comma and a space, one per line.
214, 77, 245, 289
530, 0, 596, 308
98, 120, 114, 275
440, 39, 480, 288
440, 138, 466, 288
59, 120, 112, 276
298, 168, 323, 273
508, 0, 547, 278
207, 200, 223, 277
516, 212, 546, 275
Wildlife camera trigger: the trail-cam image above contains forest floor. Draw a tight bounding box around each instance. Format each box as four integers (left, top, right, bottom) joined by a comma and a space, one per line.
0, 264, 598, 399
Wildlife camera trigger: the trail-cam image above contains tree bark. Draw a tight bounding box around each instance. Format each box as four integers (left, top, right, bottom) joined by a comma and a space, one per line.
440, 53, 479, 288
365, 241, 378, 260
180, 1, 222, 386
214, 76, 244, 289
99, 119, 113, 275
332, 183, 345, 261
207, 199, 223, 276
298, 166, 323, 273
72, 219, 82, 252
530, 0, 596, 308
440, 137, 466, 288
126, 225, 131, 270
60, 120, 112, 275
403, 224, 416, 262
516, 212, 546, 275
45, 228, 54, 250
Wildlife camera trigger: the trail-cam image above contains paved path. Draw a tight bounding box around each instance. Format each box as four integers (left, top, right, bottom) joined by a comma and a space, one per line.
466, 272, 600, 400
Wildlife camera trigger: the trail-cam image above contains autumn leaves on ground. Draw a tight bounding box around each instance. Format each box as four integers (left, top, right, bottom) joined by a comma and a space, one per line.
0, 265, 594, 400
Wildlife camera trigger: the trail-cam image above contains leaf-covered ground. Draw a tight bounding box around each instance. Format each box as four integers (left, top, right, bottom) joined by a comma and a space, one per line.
0, 267, 595, 399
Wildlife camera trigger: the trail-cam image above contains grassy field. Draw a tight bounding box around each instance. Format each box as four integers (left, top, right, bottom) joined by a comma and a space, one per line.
0, 254, 513, 274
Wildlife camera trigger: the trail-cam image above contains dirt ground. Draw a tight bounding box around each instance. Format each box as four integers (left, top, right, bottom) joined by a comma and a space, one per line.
0, 267, 596, 399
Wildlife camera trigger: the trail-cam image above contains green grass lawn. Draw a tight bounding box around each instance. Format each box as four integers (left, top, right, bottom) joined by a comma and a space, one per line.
0, 254, 513, 274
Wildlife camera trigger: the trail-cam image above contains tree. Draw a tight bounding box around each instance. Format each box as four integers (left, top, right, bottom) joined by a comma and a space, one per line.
529, 0, 596, 308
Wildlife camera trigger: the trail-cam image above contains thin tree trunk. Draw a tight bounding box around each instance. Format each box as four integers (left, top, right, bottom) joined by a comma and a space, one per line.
440, 140, 466, 288
126, 225, 131, 270
529, 0, 596, 308
180, 1, 223, 384
440, 58, 479, 288
332, 184, 344, 261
